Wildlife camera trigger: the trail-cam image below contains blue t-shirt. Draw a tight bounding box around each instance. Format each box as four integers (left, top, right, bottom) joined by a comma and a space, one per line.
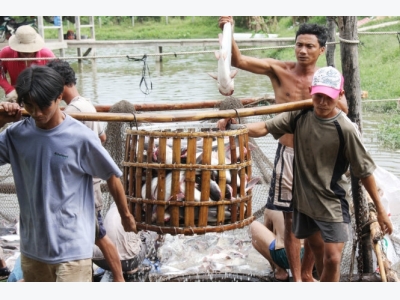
0, 114, 122, 264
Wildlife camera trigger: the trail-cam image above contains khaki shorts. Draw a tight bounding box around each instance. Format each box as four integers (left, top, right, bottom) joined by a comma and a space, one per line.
21, 254, 92, 282
266, 143, 294, 212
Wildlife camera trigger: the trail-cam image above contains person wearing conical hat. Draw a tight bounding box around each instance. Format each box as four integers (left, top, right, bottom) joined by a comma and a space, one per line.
0, 25, 55, 102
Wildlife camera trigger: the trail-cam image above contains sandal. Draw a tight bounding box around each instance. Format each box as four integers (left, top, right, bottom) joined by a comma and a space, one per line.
0, 267, 11, 280
272, 274, 290, 282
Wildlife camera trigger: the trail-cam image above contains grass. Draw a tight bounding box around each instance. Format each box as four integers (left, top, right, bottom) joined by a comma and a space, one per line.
378, 113, 400, 149
46, 17, 224, 40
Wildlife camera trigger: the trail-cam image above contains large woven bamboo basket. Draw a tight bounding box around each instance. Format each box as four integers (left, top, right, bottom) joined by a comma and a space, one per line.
122, 122, 255, 235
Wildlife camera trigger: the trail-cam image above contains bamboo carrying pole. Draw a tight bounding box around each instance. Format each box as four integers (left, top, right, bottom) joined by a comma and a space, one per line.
367, 194, 400, 282
92, 96, 274, 112
367, 194, 387, 282
0, 99, 313, 123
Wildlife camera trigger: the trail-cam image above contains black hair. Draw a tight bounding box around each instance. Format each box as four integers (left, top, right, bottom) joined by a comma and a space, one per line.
46, 59, 77, 86
295, 23, 328, 47
15, 65, 64, 109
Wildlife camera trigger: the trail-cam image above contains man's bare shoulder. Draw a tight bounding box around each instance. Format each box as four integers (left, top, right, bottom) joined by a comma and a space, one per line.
268, 60, 296, 75
268, 59, 296, 70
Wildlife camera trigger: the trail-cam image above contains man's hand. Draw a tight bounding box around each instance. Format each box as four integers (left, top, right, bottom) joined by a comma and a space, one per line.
106, 174, 138, 233
120, 214, 138, 234
219, 16, 234, 30
361, 175, 394, 236
5, 90, 18, 103
377, 210, 393, 235
0, 102, 22, 127
216, 118, 237, 131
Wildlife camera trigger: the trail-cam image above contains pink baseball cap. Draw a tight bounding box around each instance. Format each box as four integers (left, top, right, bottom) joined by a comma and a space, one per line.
310, 66, 344, 99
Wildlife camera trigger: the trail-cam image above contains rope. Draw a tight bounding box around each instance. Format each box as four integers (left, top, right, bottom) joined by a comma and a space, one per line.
359, 31, 400, 35
127, 54, 152, 95
362, 99, 399, 103
338, 36, 360, 44
131, 111, 139, 130
232, 108, 241, 124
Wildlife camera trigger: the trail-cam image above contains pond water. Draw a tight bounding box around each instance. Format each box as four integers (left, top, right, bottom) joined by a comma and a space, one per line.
62, 45, 400, 179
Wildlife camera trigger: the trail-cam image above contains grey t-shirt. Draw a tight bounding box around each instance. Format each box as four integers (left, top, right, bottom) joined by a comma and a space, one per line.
0, 115, 122, 263
64, 95, 105, 210
265, 109, 376, 222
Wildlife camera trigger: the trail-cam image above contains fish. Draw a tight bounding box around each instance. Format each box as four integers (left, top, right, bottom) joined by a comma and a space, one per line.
208, 22, 238, 96
141, 173, 180, 223
195, 175, 222, 201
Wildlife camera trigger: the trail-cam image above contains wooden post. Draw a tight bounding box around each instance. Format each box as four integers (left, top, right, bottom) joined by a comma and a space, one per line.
326, 16, 336, 67
157, 46, 162, 63
166, 16, 168, 25
338, 16, 373, 275
89, 16, 95, 40
132, 16, 134, 27
37, 16, 45, 38
75, 17, 82, 63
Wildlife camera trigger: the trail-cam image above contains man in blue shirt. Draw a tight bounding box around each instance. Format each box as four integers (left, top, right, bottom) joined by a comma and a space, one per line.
0, 65, 137, 281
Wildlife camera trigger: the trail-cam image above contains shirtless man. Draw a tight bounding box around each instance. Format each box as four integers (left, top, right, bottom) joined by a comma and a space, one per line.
219, 16, 348, 282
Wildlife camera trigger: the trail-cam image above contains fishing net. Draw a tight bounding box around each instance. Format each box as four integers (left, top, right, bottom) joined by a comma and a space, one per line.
215, 96, 275, 221
101, 100, 142, 215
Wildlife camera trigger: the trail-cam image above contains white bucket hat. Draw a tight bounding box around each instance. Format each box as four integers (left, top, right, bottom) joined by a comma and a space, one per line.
9, 25, 45, 53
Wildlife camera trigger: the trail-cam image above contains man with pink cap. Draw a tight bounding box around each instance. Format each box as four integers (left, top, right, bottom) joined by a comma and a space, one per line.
218, 66, 393, 281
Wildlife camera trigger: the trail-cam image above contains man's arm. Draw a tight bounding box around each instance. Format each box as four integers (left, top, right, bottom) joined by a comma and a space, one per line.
219, 16, 281, 76
99, 132, 106, 144
217, 118, 269, 138
338, 94, 349, 114
106, 174, 137, 233
0, 102, 22, 127
361, 174, 393, 235
0, 61, 15, 96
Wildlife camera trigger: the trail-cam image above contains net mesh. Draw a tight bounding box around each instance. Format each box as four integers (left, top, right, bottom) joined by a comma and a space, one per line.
1, 101, 399, 280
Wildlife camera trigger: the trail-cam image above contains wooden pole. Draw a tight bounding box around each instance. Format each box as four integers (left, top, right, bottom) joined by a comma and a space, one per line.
91, 96, 274, 112
1, 99, 312, 123
338, 16, 373, 275
367, 195, 387, 282
326, 16, 337, 67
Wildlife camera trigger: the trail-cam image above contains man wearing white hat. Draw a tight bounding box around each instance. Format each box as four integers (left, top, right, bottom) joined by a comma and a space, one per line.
0, 25, 55, 102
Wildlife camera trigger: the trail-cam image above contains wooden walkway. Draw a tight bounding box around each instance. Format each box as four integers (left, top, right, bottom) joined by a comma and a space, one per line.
62, 37, 294, 48
1, 37, 294, 52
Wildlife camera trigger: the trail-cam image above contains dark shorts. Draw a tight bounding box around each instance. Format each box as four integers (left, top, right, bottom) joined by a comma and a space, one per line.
292, 209, 352, 243
269, 239, 304, 270
95, 210, 107, 240
93, 241, 147, 273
